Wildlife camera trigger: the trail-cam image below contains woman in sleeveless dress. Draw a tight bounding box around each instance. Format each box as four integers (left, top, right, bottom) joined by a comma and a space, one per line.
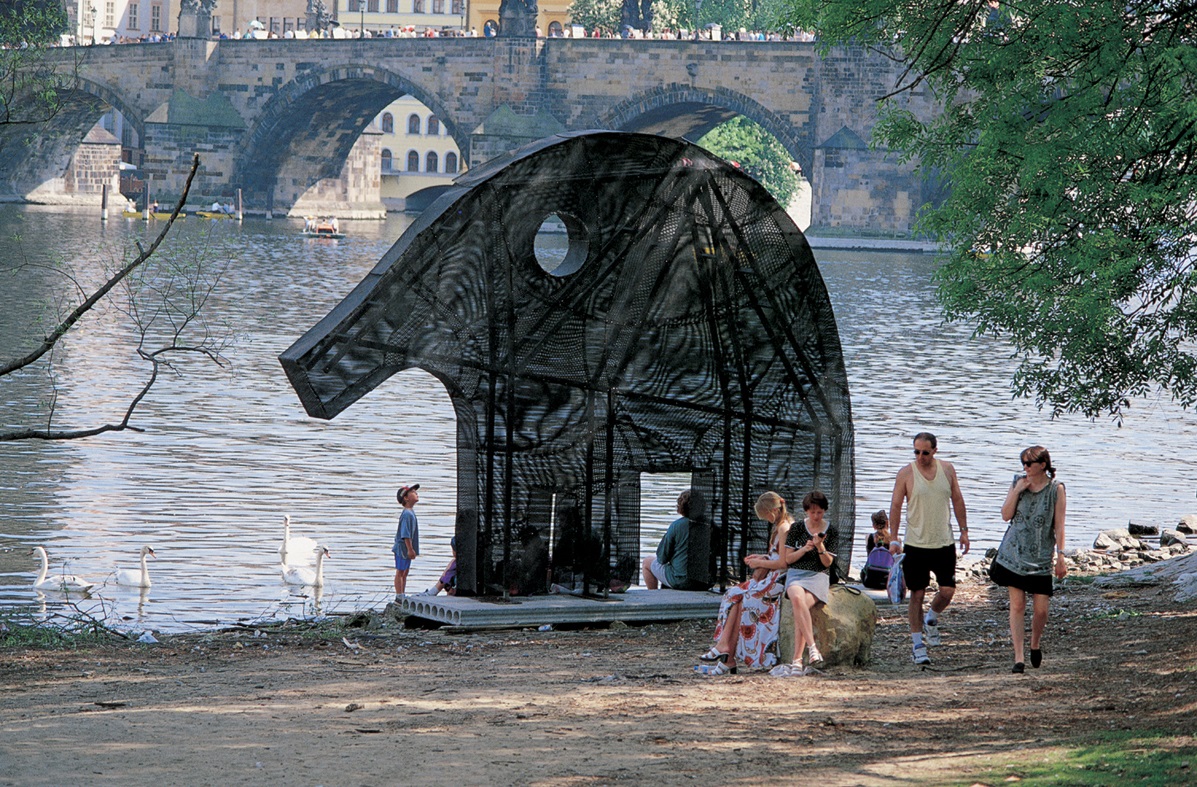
698, 491, 791, 674
990, 445, 1067, 673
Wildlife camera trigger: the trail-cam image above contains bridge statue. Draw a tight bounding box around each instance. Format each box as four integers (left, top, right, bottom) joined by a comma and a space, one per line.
306, 0, 333, 33
621, 0, 653, 35
178, 0, 218, 38
498, 0, 538, 37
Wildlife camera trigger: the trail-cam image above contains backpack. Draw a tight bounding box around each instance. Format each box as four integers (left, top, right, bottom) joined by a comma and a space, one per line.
861, 546, 894, 590
886, 553, 907, 604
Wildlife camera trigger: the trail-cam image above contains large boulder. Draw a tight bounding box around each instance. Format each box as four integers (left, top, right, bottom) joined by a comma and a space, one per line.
1128, 522, 1159, 536
1178, 515, 1197, 535
777, 584, 877, 668
1161, 529, 1189, 548
1094, 528, 1145, 551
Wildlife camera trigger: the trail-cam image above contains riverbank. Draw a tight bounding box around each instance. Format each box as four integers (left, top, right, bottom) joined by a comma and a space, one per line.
2, 558, 1194, 786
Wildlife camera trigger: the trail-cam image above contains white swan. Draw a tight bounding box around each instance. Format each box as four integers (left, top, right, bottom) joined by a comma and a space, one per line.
279, 514, 319, 567
283, 545, 330, 587
115, 545, 156, 588
30, 546, 95, 593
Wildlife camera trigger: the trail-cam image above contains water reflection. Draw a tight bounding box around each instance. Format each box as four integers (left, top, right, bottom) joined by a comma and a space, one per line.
1, 208, 1194, 632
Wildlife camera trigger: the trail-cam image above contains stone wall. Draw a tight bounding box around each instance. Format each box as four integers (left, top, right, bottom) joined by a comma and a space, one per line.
24, 125, 121, 206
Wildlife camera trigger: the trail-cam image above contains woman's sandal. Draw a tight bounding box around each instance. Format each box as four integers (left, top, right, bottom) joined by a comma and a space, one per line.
699, 647, 729, 663
709, 661, 738, 676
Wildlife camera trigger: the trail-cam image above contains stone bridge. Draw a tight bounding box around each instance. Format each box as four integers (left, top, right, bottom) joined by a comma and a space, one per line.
0, 38, 940, 232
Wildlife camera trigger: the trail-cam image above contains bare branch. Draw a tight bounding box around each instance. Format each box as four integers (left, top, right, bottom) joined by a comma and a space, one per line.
0, 153, 201, 377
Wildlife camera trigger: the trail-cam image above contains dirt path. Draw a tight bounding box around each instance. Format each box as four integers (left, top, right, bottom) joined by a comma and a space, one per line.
2, 575, 1195, 786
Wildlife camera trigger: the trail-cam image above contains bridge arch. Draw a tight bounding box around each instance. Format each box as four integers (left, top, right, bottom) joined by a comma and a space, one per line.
0, 80, 142, 202
236, 63, 465, 214
73, 76, 147, 143
600, 86, 814, 186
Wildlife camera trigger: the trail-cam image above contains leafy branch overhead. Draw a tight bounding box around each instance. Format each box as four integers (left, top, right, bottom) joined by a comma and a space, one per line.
0, 154, 233, 441
790, 0, 1197, 420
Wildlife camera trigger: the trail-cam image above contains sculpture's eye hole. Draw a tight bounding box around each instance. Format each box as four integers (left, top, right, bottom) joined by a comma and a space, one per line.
534, 212, 589, 277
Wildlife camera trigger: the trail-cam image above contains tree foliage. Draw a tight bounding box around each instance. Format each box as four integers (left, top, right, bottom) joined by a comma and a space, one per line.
699, 116, 800, 208
0, 0, 75, 128
788, 0, 1197, 420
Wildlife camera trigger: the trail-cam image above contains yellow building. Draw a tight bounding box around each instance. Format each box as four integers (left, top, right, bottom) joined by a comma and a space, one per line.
374, 96, 464, 211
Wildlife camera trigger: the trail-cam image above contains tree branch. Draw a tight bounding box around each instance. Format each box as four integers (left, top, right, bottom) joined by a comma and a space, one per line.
0, 153, 201, 377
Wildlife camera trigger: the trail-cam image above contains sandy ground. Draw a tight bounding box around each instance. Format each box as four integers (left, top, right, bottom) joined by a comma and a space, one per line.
2, 573, 1195, 787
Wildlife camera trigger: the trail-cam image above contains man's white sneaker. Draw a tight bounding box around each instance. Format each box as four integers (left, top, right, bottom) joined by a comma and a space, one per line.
924, 617, 941, 646
912, 643, 932, 666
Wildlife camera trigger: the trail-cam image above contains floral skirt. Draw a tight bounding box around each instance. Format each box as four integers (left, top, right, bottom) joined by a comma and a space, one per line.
712, 569, 783, 668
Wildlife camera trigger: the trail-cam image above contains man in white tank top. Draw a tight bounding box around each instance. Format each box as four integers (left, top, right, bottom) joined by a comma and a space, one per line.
888, 432, 970, 666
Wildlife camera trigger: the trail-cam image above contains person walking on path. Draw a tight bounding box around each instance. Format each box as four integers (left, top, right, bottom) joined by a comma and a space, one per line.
991, 446, 1067, 673
393, 484, 420, 595
889, 432, 969, 666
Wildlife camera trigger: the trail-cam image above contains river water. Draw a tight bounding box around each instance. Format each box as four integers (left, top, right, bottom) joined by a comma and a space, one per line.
1, 205, 1194, 633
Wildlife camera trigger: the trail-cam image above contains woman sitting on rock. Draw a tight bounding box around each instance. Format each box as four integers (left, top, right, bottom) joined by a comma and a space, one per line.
770, 490, 836, 677
698, 491, 790, 675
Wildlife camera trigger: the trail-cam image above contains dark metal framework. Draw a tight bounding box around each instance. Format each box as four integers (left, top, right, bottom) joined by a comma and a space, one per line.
280, 131, 855, 596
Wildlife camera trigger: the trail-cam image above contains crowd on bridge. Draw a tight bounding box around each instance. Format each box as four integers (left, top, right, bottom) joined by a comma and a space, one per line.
47, 24, 816, 47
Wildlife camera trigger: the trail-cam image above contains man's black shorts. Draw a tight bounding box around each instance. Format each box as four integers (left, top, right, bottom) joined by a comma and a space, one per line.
902, 544, 957, 591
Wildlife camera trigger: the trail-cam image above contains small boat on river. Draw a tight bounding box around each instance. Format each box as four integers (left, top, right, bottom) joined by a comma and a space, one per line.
122, 210, 186, 220
302, 216, 344, 239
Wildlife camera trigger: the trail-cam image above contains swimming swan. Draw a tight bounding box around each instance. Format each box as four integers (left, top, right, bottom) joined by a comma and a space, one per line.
283, 545, 330, 587
30, 546, 95, 593
279, 514, 319, 567
115, 545, 156, 588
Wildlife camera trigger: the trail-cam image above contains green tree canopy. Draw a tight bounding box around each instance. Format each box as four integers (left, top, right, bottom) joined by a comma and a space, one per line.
789, 0, 1197, 420
699, 116, 800, 209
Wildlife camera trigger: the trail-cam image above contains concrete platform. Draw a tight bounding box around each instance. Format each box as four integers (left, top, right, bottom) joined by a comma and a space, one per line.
398, 588, 723, 628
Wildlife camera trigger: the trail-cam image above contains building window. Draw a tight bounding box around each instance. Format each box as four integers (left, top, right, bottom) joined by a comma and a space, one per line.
212, 14, 221, 32
432, 0, 443, 12
407, 150, 420, 172
151, 5, 161, 31
105, 1, 115, 27
387, 0, 398, 11
413, 0, 424, 12
348, 0, 361, 12
408, 114, 421, 134
445, 152, 458, 173
426, 151, 439, 173
368, 0, 379, 11
128, 3, 139, 29
381, 113, 394, 133
451, 0, 462, 14
427, 116, 440, 136
381, 149, 393, 172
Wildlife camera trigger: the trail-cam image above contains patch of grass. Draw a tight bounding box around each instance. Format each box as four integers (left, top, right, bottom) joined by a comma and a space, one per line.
962, 731, 1196, 786
0, 604, 122, 649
